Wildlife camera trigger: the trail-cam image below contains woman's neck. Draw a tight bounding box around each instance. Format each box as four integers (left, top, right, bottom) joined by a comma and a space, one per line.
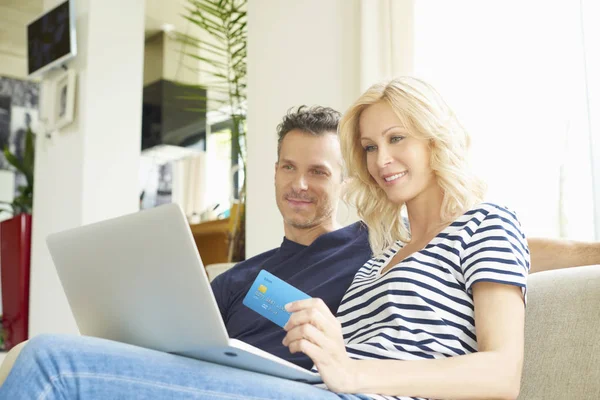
405, 183, 446, 242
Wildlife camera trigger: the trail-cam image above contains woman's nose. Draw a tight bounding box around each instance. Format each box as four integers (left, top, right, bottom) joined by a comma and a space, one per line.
376, 146, 393, 168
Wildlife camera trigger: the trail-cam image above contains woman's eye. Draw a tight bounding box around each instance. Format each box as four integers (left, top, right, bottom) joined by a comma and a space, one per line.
390, 136, 405, 144
364, 145, 377, 153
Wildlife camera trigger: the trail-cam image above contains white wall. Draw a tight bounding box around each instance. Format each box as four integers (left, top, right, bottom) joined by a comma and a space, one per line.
246, 0, 361, 257
143, 31, 201, 86
143, 33, 165, 86
0, 53, 27, 79
0, 1, 37, 79
29, 0, 145, 336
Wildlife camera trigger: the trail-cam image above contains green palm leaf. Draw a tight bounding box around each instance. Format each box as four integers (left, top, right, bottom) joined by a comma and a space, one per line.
179, 0, 247, 261
1, 127, 35, 216
186, 2, 222, 19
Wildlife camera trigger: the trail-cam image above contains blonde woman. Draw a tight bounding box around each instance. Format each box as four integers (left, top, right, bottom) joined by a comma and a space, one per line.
282, 77, 527, 400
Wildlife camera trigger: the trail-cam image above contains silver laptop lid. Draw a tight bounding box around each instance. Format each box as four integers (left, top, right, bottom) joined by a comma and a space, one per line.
47, 203, 229, 352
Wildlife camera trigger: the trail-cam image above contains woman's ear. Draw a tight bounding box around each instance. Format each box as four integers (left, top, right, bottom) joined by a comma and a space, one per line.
341, 176, 351, 189
339, 176, 354, 202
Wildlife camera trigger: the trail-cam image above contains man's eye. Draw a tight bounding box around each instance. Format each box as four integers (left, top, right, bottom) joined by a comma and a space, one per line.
364, 145, 377, 153
313, 170, 326, 175
390, 136, 405, 144
283, 165, 294, 170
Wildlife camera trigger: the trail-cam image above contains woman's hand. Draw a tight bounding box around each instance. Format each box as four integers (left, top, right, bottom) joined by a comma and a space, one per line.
282, 298, 359, 393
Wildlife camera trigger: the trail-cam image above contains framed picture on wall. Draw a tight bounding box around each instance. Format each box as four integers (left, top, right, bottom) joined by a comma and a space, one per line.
48, 68, 76, 131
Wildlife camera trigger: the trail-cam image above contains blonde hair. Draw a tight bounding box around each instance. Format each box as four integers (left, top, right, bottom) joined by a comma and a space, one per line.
339, 77, 486, 256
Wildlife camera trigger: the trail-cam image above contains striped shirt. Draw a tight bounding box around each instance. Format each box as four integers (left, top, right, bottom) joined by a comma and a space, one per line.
336, 203, 529, 400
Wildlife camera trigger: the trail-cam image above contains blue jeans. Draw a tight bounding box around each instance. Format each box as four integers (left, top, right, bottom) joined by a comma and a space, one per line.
0, 334, 371, 400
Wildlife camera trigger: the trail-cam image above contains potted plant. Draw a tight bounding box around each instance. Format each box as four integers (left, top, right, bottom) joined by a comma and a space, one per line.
177, 0, 247, 262
0, 127, 35, 351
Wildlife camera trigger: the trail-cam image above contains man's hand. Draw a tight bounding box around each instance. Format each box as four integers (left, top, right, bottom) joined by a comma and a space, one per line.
282, 298, 359, 393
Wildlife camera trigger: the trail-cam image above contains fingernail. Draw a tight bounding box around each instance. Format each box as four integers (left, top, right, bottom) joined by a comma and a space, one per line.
285, 303, 292, 311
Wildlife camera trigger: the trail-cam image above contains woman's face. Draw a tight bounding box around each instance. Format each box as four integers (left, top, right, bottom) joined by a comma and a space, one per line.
359, 101, 437, 205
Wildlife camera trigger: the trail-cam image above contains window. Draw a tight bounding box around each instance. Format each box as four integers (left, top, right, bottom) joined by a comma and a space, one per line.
414, 0, 596, 239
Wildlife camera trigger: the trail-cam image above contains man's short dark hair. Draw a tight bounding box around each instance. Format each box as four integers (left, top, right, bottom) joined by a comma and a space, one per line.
276, 105, 341, 159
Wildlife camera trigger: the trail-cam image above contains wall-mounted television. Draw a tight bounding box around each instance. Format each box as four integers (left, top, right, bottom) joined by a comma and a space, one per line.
27, 0, 77, 77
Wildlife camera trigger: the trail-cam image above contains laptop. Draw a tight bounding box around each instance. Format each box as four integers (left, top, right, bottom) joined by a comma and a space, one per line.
46, 203, 321, 383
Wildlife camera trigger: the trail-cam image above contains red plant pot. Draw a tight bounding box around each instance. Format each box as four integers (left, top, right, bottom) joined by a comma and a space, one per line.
0, 213, 32, 351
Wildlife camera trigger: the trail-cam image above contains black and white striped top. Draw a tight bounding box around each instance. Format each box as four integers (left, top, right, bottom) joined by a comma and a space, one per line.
336, 203, 529, 400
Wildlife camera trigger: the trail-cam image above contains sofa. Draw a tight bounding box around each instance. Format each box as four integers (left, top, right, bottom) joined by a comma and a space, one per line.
1, 265, 597, 398
520, 265, 600, 399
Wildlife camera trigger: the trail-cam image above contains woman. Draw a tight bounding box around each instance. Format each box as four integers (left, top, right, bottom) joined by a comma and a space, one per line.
282, 77, 528, 399
0, 78, 527, 400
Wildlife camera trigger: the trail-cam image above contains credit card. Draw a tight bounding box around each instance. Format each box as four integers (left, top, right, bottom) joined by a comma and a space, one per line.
242, 269, 311, 328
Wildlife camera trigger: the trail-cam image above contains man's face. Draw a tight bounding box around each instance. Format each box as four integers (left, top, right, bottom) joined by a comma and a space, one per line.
275, 129, 344, 231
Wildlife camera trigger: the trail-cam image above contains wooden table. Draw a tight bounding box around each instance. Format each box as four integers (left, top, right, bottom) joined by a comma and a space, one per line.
189, 218, 230, 265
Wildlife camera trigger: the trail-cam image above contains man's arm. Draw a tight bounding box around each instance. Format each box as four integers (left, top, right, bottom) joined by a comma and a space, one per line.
528, 238, 600, 274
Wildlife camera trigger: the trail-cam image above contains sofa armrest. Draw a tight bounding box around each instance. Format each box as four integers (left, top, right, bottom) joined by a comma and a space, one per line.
520, 265, 600, 399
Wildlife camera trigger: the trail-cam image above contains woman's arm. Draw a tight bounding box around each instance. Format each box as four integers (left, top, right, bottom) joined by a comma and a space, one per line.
284, 281, 524, 399
346, 282, 524, 400
528, 238, 600, 273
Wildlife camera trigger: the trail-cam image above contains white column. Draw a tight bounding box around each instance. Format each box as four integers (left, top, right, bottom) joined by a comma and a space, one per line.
29, 0, 145, 336
359, 0, 415, 91
246, 0, 361, 257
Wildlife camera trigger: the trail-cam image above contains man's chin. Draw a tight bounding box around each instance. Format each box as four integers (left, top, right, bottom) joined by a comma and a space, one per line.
285, 217, 318, 230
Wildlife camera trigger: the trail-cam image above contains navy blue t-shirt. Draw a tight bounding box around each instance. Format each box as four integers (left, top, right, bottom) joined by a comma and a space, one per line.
211, 222, 372, 370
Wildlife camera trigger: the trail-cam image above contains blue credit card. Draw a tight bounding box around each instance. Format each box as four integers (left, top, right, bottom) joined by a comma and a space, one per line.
242, 270, 311, 328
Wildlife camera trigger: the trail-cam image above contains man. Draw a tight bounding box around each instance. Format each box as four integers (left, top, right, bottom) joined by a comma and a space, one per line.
1, 106, 599, 386
212, 106, 372, 369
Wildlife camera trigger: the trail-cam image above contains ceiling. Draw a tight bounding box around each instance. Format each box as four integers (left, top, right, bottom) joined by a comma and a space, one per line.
0, 0, 193, 72
0, 0, 43, 59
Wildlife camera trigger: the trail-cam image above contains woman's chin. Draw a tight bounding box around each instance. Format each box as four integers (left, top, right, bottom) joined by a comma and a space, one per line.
381, 183, 420, 204
385, 192, 410, 205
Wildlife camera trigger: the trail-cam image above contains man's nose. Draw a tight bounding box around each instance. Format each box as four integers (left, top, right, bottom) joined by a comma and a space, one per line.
292, 174, 308, 191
